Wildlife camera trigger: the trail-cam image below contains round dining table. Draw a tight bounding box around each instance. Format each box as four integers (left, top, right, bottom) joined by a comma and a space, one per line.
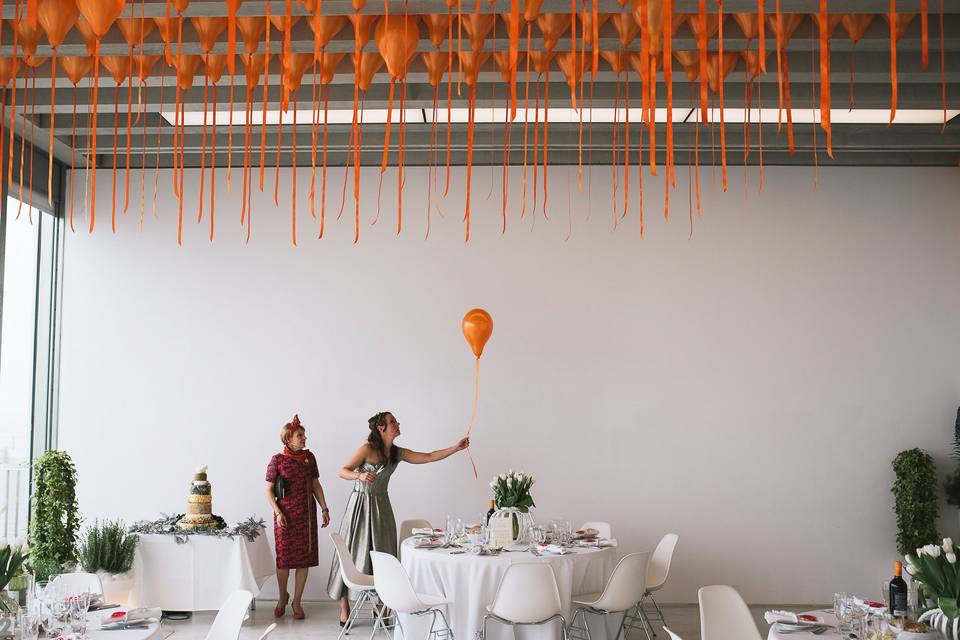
398, 538, 620, 640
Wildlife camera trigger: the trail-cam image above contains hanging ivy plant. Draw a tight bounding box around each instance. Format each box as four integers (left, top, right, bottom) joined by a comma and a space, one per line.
30, 451, 80, 581
892, 448, 940, 557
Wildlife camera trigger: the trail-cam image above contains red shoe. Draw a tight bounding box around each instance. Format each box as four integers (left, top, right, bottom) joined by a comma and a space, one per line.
292, 603, 305, 620
274, 594, 288, 618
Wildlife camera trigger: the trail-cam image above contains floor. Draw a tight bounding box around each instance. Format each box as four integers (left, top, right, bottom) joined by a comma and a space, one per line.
156, 601, 823, 640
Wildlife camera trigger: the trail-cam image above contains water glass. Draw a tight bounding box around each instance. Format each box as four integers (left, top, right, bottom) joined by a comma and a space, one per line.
18, 608, 39, 640
68, 598, 88, 638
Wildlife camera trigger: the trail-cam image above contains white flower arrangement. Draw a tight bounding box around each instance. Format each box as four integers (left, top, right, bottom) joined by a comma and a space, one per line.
908, 539, 960, 619
490, 471, 536, 512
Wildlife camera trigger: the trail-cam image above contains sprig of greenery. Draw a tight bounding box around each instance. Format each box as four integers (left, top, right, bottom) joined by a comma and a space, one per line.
893, 448, 940, 557
30, 451, 80, 581
80, 521, 138, 574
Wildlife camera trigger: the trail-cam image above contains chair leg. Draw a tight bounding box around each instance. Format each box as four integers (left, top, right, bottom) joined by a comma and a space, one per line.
435, 608, 454, 640
650, 596, 666, 629
341, 592, 369, 640
565, 607, 593, 640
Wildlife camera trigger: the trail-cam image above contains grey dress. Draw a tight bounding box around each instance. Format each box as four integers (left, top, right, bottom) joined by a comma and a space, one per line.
327, 456, 401, 600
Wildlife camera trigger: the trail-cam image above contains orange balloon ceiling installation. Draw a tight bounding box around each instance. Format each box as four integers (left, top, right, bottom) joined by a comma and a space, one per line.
37, 0, 78, 203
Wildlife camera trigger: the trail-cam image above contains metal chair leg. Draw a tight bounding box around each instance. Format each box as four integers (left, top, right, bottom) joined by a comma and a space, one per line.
341, 591, 370, 640
565, 607, 593, 640
650, 595, 667, 629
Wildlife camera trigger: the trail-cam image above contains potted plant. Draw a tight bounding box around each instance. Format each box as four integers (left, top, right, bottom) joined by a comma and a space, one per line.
0, 540, 30, 638
80, 521, 138, 605
892, 448, 940, 557
907, 540, 960, 638
489, 471, 536, 541
29, 451, 80, 581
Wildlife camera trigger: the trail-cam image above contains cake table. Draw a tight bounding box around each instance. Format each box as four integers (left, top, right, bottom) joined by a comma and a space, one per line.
131, 533, 274, 612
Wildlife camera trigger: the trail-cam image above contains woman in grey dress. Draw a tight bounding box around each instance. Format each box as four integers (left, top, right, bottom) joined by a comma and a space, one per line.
327, 411, 470, 625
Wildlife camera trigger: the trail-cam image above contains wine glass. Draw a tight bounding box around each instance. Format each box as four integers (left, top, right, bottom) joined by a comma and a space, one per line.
18, 607, 39, 640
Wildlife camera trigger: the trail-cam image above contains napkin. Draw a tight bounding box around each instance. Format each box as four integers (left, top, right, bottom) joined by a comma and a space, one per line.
412, 528, 441, 537
575, 538, 617, 548
102, 608, 162, 624
538, 544, 571, 555
764, 610, 799, 624
414, 537, 442, 548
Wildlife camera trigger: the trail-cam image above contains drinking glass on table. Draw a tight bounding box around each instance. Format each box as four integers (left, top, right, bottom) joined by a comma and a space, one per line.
68, 595, 89, 639
18, 607, 39, 640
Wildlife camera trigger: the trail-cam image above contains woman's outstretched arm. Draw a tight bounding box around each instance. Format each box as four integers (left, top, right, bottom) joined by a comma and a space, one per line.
401, 437, 470, 464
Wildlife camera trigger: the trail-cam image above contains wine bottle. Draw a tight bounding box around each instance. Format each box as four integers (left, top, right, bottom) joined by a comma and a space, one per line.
486, 499, 496, 525
889, 560, 908, 618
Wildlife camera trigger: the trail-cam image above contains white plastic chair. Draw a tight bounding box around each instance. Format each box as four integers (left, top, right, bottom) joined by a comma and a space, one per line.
579, 522, 612, 540
630, 533, 679, 636
398, 519, 432, 559
567, 552, 650, 640
203, 590, 253, 640
256, 624, 277, 640
662, 628, 683, 640
370, 551, 452, 640
51, 572, 103, 598
698, 585, 763, 640
330, 533, 379, 640
482, 563, 566, 640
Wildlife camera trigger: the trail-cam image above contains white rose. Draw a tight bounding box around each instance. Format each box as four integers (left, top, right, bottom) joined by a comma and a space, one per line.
946, 552, 956, 565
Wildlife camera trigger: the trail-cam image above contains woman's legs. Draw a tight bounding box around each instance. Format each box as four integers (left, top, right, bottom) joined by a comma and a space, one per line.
339, 596, 350, 624
274, 569, 290, 617
291, 568, 309, 619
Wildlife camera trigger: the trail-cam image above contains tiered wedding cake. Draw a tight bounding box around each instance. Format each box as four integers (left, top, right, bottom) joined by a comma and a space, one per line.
177, 465, 221, 530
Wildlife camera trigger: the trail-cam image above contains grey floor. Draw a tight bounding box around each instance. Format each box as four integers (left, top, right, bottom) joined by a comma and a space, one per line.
156, 601, 822, 640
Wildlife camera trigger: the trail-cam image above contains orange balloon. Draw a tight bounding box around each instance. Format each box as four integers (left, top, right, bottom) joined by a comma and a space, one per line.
555, 51, 583, 109
740, 49, 766, 79
191, 16, 228, 53
37, 0, 78, 48
881, 12, 916, 42
581, 11, 609, 46
375, 14, 419, 79
241, 52, 269, 89
269, 13, 300, 33
732, 12, 759, 39
528, 50, 552, 75
236, 16, 267, 55
423, 14, 450, 49
174, 54, 202, 91
348, 14, 378, 50
765, 13, 805, 47
491, 50, 513, 83
318, 51, 345, 84
674, 50, 699, 82
61, 55, 93, 85
307, 14, 347, 51
116, 17, 156, 48
204, 53, 229, 84
458, 51, 491, 86
840, 14, 875, 43
12, 19, 42, 57
0, 58, 15, 86
608, 12, 639, 46
351, 50, 383, 92
282, 51, 313, 94
523, 0, 544, 23
462, 309, 493, 358
704, 51, 739, 93
536, 13, 570, 51
74, 15, 98, 55
422, 50, 450, 87
76, 0, 125, 38
101, 55, 133, 84
600, 50, 630, 74
461, 12, 496, 53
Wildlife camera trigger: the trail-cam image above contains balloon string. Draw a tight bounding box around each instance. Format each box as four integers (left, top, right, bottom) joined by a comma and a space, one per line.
467, 357, 480, 436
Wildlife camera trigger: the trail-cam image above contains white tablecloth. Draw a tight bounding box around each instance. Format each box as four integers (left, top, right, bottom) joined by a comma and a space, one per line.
399, 539, 619, 640
132, 534, 275, 611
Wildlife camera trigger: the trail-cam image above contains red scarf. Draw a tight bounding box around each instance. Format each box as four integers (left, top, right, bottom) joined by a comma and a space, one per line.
282, 446, 309, 464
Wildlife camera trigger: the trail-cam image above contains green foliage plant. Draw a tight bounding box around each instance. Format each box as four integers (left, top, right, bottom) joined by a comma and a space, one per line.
892, 448, 940, 557
30, 451, 80, 581
80, 521, 137, 574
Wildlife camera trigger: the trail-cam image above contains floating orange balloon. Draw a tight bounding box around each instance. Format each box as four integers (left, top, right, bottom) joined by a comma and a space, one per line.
423, 14, 450, 48
462, 308, 494, 359
37, 0, 77, 48
537, 13, 570, 51
192, 16, 228, 53
609, 12, 639, 46
461, 13, 496, 52
236, 16, 267, 55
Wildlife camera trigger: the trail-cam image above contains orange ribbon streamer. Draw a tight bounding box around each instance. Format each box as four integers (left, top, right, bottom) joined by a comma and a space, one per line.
718, 0, 727, 192
819, 0, 832, 158
889, 0, 898, 124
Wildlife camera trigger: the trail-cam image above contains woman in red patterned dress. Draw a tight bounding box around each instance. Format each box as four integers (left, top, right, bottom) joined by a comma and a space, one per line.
265, 415, 331, 620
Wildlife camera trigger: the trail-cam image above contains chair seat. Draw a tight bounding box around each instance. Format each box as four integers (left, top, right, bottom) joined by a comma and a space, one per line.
572, 593, 603, 607
415, 593, 451, 608
345, 573, 375, 590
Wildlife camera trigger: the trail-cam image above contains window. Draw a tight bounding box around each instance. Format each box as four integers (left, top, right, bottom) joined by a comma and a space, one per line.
0, 195, 63, 539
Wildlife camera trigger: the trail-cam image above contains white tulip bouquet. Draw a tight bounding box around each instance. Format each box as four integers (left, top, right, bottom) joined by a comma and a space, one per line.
906, 538, 960, 619
489, 471, 535, 512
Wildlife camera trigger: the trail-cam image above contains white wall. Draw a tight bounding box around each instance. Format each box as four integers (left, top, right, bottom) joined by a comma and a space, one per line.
57, 163, 960, 604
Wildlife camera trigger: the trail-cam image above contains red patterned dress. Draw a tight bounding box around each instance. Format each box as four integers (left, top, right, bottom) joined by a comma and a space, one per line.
265, 450, 320, 569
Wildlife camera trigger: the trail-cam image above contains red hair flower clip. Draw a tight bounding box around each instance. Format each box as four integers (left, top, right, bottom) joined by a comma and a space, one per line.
285, 414, 303, 432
